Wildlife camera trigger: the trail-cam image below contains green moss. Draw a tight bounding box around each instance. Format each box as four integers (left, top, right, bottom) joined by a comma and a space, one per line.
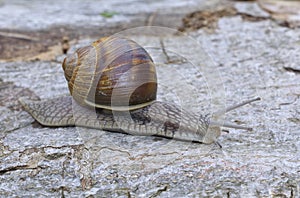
100, 11, 119, 18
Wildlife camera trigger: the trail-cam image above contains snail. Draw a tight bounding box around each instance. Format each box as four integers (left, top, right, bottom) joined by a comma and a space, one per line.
20, 36, 260, 145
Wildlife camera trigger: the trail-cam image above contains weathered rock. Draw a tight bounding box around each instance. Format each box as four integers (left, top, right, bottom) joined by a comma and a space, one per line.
0, 0, 299, 197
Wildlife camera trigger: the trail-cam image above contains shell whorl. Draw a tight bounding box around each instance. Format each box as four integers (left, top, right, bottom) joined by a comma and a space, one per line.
62, 37, 157, 111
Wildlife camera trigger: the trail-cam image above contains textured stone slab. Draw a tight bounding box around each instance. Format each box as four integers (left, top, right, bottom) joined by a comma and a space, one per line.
0, 1, 299, 197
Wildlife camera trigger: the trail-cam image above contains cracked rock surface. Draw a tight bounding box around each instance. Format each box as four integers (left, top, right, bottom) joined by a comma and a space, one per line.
0, 0, 300, 197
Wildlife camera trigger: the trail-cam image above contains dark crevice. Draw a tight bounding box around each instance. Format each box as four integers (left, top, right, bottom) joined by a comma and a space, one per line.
284, 67, 300, 74
227, 191, 230, 198
0, 165, 42, 175
149, 185, 168, 198
127, 190, 132, 198
61, 187, 65, 198
290, 187, 294, 198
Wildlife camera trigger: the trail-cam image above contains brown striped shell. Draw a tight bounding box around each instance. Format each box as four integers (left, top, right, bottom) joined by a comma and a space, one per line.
62, 37, 157, 111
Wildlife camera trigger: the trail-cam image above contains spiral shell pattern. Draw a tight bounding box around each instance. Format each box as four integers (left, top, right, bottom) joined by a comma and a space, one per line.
62, 37, 157, 110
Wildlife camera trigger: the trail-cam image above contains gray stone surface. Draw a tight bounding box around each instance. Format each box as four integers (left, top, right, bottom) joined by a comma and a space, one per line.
0, 0, 221, 30
0, 0, 300, 197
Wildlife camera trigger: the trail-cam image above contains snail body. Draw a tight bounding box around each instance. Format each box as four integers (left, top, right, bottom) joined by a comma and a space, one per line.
20, 36, 260, 144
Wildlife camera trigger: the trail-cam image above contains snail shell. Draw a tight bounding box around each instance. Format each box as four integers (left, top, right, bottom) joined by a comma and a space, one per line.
62, 37, 157, 111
